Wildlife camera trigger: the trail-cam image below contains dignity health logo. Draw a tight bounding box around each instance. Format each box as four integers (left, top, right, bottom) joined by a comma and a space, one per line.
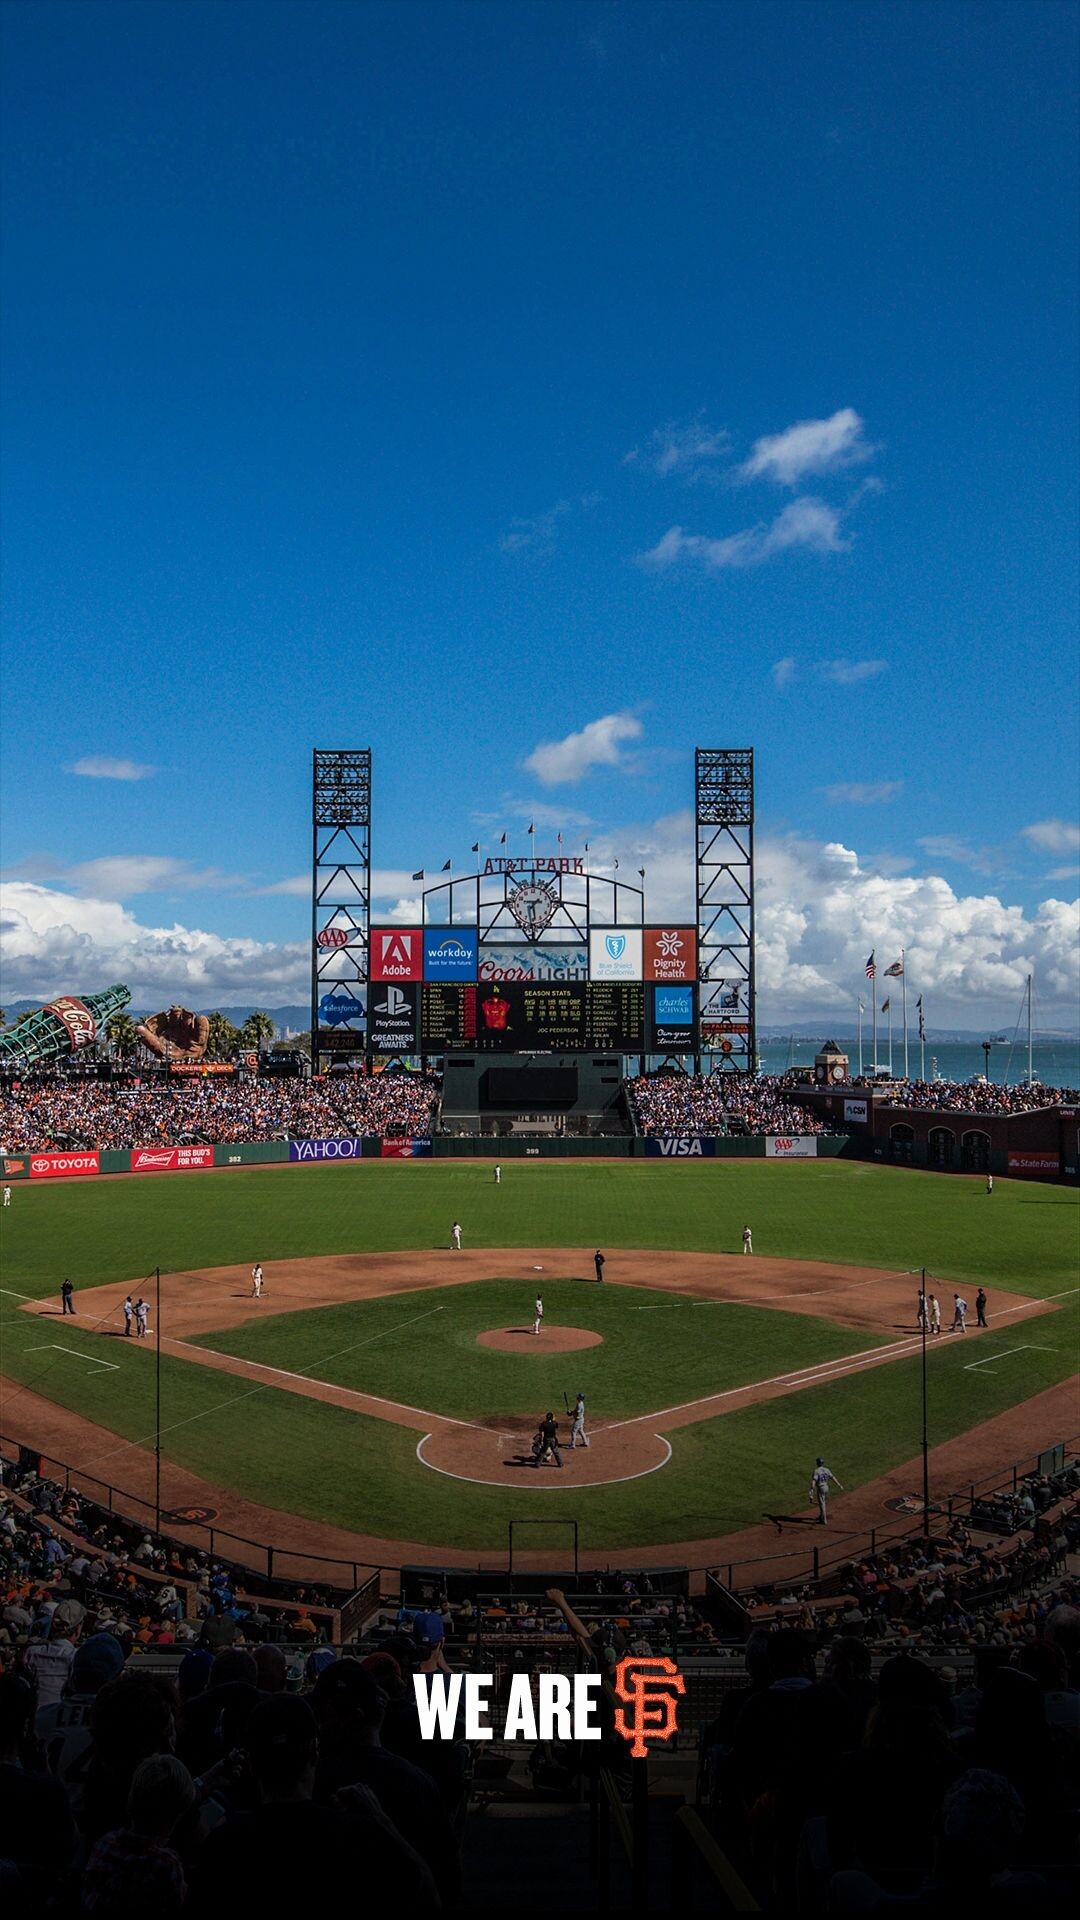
412, 1657, 683, 1752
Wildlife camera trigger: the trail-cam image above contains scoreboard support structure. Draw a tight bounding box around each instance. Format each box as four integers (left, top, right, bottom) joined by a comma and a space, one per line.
311, 750, 372, 1072
695, 748, 757, 1075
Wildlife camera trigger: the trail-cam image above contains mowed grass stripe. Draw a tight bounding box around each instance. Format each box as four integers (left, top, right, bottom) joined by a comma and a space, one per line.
1, 1160, 1077, 1298
186, 1278, 888, 1420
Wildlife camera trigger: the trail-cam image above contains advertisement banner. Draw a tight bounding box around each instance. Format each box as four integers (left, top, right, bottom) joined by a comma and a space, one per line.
843, 1099, 869, 1125
370, 928, 423, 982
1007, 1151, 1060, 1175
643, 1136, 717, 1158
648, 983, 697, 1053
379, 1138, 434, 1158
130, 1146, 215, 1174
765, 1136, 817, 1158
1, 1157, 30, 1180
423, 928, 478, 981
289, 1138, 367, 1161
29, 1152, 100, 1179
368, 982, 419, 1053
643, 928, 697, 983
589, 928, 644, 982
42, 996, 98, 1050
319, 990, 366, 1029
700, 983, 743, 1020
477, 944, 588, 983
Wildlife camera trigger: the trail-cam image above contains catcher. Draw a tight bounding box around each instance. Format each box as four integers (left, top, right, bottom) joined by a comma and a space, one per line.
136, 1005, 211, 1061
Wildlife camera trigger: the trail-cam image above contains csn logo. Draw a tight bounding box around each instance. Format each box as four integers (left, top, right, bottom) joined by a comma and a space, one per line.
411, 1657, 683, 1752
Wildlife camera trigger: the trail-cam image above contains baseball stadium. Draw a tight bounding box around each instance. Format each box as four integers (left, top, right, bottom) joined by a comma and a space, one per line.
1, 748, 1077, 1910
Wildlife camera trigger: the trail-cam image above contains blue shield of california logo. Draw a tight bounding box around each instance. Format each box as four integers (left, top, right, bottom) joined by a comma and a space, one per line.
605, 934, 626, 961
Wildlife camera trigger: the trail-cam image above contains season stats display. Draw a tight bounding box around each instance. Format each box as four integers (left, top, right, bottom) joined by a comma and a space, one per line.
420, 981, 645, 1052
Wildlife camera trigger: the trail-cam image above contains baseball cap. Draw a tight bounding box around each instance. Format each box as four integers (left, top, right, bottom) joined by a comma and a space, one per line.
53, 1597, 87, 1631
305, 1646, 337, 1681
71, 1632, 125, 1692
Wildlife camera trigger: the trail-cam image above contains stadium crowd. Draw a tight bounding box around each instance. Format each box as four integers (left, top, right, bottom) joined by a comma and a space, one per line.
0, 1072, 441, 1152
877, 1078, 1078, 1115
627, 1072, 832, 1136
2, 1444, 1077, 1913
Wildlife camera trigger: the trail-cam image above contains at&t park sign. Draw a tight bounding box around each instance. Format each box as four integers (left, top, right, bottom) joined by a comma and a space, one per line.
481, 855, 584, 875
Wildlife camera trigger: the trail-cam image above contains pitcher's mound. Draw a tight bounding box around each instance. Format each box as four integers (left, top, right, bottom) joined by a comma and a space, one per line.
477, 1326, 603, 1354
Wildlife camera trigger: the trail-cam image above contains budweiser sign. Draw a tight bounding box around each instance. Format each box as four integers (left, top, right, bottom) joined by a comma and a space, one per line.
131, 1146, 215, 1173
30, 1152, 100, 1179
43, 997, 98, 1050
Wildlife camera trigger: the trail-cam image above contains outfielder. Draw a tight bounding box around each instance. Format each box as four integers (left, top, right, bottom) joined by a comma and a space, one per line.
451, 1221, 462, 1251
251, 1262, 263, 1298
493, 1164, 501, 1185
742, 1224, 753, 1254
533, 1294, 544, 1336
2, 1186, 10, 1207
569, 1391, 589, 1448
810, 1456, 842, 1524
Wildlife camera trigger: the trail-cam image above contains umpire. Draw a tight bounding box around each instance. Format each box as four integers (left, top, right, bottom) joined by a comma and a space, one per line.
536, 1411, 564, 1469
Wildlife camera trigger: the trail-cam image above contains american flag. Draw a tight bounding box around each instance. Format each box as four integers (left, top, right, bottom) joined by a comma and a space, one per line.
865, 952, 876, 980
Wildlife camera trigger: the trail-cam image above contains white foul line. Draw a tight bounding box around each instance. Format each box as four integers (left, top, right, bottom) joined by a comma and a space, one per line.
25, 1344, 118, 1375
965, 1344, 1056, 1373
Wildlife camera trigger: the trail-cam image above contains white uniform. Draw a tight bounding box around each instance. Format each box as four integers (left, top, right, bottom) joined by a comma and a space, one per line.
742, 1226, 753, 1254
928, 1296, 941, 1334
533, 1296, 543, 1335
493, 1165, 501, 1184
570, 1395, 589, 1448
136, 1300, 149, 1338
252, 1263, 263, 1298
451, 1223, 462, 1250
2, 1187, 10, 1207
951, 1296, 968, 1333
810, 1462, 841, 1523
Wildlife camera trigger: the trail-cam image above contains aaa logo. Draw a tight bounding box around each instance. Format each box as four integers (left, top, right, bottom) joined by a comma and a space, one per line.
613, 1656, 685, 1759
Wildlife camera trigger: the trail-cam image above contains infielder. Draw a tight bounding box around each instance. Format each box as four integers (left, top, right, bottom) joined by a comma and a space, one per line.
916, 1289, 928, 1331
251, 1263, 263, 1298
810, 1456, 842, 1524
533, 1294, 544, 1336
135, 1297, 149, 1339
493, 1165, 501, 1185
60, 1279, 76, 1316
951, 1293, 968, 1333
451, 1222, 462, 1250
570, 1391, 589, 1448
594, 1249, 605, 1283
928, 1293, 942, 1335
122, 1295, 134, 1336
742, 1224, 753, 1254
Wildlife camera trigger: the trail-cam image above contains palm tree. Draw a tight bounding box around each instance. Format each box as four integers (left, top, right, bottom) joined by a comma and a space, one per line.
205, 1011, 241, 1060
106, 1013, 140, 1061
239, 1011, 277, 1055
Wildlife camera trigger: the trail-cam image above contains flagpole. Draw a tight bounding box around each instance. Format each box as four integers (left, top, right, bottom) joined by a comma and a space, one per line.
857, 998, 864, 1077
887, 998, 893, 1076
872, 975, 878, 1076
902, 954, 909, 1081
920, 1002, 926, 1081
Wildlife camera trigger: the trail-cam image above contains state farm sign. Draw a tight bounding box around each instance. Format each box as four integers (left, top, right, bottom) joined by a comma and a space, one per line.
30, 1152, 100, 1179
131, 1146, 215, 1173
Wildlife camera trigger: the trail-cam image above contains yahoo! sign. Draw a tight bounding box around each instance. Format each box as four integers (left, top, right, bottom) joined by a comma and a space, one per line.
289, 1138, 367, 1161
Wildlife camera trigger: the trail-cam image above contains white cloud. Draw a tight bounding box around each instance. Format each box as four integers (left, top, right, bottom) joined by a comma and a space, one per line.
66, 756, 157, 782
500, 500, 571, 554
1047, 864, 1080, 883
772, 656, 797, 690
1022, 819, 1080, 855
523, 712, 644, 786
820, 781, 903, 805
626, 420, 730, 479
3, 855, 245, 897
817, 659, 888, 686
640, 497, 847, 572
0, 882, 308, 1003
739, 407, 872, 486
918, 835, 1003, 877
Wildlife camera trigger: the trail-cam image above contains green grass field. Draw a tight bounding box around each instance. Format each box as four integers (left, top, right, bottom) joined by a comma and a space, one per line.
0, 1161, 1076, 1554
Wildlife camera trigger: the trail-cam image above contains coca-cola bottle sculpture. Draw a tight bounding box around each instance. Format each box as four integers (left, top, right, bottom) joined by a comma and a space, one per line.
0, 985, 131, 1069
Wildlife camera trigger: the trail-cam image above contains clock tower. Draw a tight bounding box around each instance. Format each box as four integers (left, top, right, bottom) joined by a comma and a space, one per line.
814, 1039, 850, 1086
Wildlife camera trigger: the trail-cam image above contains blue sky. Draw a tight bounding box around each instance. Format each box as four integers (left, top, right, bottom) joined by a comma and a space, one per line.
1, 0, 1077, 1021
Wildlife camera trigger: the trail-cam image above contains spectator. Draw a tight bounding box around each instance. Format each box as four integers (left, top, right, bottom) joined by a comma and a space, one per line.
82, 1752, 196, 1918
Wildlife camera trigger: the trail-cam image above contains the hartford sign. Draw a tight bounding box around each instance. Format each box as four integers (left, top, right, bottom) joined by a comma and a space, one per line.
413, 1658, 683, 1758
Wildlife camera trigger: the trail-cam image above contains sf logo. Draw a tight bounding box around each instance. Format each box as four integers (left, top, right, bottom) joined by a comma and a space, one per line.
613, 1656, 685, 1759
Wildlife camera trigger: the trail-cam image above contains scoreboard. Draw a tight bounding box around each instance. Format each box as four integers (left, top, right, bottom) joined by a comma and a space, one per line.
420, 981, 645, 1052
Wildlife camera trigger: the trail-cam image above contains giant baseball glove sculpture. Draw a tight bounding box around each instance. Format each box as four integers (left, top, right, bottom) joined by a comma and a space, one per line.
136, 1005, 211, 1061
